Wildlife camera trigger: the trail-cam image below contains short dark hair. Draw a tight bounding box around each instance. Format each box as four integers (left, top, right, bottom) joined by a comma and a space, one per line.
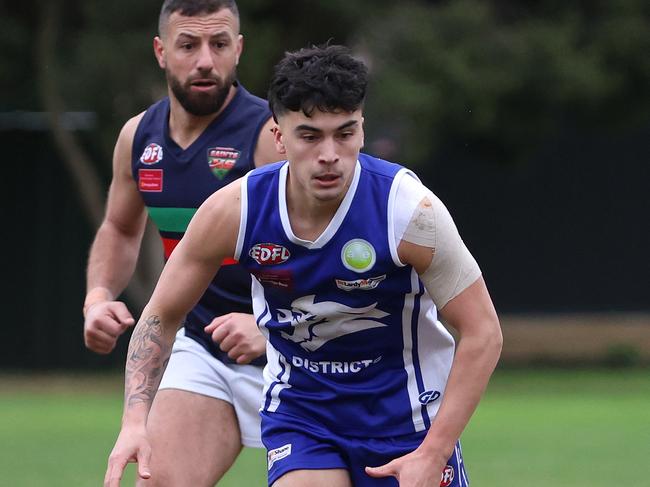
268, 44, 368, 121
158, 0, 239, 37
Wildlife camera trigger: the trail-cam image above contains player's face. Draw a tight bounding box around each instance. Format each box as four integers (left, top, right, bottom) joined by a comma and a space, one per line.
154, 9, 243, 116
275, 108, 364, 205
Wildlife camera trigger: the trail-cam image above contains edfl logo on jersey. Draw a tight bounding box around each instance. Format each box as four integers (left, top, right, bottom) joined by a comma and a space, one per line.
250, 243, 290, 265
440, 465, 455, 487
140, 143, 163, 165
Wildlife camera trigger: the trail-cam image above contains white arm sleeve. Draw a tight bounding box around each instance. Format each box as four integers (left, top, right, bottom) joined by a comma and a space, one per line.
393, 174, 482, 308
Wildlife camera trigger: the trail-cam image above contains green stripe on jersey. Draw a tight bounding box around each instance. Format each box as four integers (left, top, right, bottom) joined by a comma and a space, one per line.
146, 207, 197, 233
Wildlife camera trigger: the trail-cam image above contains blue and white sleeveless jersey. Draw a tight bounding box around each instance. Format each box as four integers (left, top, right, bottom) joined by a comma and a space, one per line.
236, 153, 456, 437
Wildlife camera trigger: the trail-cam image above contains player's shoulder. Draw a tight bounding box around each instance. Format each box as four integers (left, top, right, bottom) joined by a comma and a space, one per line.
358, 152, 411, 180
248, 160, 287, 178
237, 83, 270, 111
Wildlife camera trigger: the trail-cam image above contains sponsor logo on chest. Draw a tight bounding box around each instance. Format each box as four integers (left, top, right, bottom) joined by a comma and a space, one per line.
208, 147, 240, 179
140, 143, 163, 165
138, 169, 163, 192
249, 243, 290, 265
341, 239, 376, 273
335, 274, 386, 291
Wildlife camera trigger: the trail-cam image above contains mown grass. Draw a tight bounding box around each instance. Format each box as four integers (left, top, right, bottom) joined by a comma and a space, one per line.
0, 368, 647, 486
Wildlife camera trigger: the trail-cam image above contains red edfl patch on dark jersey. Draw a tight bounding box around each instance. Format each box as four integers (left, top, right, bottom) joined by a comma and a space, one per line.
139, 169, 163, 192
440, 465, 455, 487
140, 143, 163, 165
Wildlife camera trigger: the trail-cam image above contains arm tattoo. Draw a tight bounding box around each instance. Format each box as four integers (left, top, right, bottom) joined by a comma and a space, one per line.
125, 314, 172, 408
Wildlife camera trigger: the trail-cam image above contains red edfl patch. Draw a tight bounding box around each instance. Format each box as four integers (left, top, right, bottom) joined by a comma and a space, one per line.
440, 465, 455, 487
249, 243, 290, 265
139, 169, 163, 192
140, 143, 163, 165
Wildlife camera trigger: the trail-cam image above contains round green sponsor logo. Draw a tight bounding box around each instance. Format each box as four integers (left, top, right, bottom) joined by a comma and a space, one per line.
341, 239, 376, 273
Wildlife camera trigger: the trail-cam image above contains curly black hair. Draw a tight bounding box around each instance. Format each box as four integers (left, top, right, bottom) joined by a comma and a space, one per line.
268, 44, 368, 121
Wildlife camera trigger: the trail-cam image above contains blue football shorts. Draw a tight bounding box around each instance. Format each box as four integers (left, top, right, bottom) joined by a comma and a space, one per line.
261, 412, 469, 486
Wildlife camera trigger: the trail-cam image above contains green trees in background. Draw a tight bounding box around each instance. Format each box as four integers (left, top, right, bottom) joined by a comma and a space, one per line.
2, 0, 649, 169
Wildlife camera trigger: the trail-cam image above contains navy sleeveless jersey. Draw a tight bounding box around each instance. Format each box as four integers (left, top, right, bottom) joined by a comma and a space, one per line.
236, 154, 456, 437
132, 84, 270, 366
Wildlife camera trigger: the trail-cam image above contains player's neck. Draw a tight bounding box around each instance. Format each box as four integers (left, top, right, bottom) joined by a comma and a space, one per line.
167, 86, 237, 150
285, 180, 346, 242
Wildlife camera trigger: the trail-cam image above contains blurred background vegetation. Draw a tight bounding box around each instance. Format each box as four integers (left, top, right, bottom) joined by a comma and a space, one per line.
1, 0, 648, 369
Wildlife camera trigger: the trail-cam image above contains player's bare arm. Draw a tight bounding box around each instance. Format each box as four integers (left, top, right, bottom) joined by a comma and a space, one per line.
105, 180, 243, 487
367, 191, 502, 486
84, 113, 148, 354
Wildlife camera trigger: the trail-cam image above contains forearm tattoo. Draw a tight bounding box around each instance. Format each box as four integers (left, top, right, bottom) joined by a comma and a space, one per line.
125, 315, 171, 408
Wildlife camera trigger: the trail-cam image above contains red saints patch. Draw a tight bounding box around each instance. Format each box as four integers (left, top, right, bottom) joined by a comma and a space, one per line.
208, 147, 240, 179
440, 465, 455, 487
139, 169, 163, 192
249, 243, 290, 265
140, 143, 163, 165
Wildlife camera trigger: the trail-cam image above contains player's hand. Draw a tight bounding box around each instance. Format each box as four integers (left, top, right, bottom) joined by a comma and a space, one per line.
84, 301, 135, 354
204, 313, 266, 364
365, 446, 449, 487
104, 425, 152, 487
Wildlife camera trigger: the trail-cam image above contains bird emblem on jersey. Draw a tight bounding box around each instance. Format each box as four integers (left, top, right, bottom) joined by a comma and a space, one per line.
276, 295, 389, 352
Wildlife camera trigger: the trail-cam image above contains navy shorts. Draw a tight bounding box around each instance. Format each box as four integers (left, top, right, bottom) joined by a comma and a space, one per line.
261, 412, 469, 486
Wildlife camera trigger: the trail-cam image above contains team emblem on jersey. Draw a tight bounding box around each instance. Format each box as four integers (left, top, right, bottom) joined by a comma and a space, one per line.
276, 295, 388, 352
138, 169, 163, 192
140, 143, 163, 165
335, 274, 386, 291
341, 239, 376, 273
250, 243, 290, 265
440, 465, 455, 487
208, 147, 240, 179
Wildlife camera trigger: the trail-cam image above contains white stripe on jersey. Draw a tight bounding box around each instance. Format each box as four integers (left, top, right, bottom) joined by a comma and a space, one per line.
252, 277, 292, 413
387, 168, 419, 267
263, 345, 292, 413
401, 268, 426, 432
234, 172, 250, 261
416, 292, 455, 421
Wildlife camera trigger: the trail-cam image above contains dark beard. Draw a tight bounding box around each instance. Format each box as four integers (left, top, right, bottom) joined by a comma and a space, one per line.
166, 69, 236, 116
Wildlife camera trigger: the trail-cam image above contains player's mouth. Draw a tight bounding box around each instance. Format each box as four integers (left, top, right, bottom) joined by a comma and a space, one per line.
313, 173, 341, 188
189, 79, 219, 92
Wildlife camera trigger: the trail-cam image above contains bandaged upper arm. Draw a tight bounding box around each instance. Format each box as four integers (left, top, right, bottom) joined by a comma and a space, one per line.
394, 174, 481, 308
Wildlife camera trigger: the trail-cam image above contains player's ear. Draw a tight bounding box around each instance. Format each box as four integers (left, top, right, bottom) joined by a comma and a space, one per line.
273, 126, 286, 155
154, 36, 166, 69
235, 34, 243, 65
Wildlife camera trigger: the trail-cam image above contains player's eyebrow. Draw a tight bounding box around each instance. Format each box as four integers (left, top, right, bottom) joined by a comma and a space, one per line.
176, 30, 231, 40
294, 120, 359, 133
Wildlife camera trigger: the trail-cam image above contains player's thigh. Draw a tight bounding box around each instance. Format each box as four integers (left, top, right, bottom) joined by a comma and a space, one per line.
272, 468, 352, 487
139, 389, 242, 487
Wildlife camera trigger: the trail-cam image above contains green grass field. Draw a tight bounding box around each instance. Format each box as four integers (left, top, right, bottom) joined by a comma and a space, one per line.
0, 368, 647, 486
